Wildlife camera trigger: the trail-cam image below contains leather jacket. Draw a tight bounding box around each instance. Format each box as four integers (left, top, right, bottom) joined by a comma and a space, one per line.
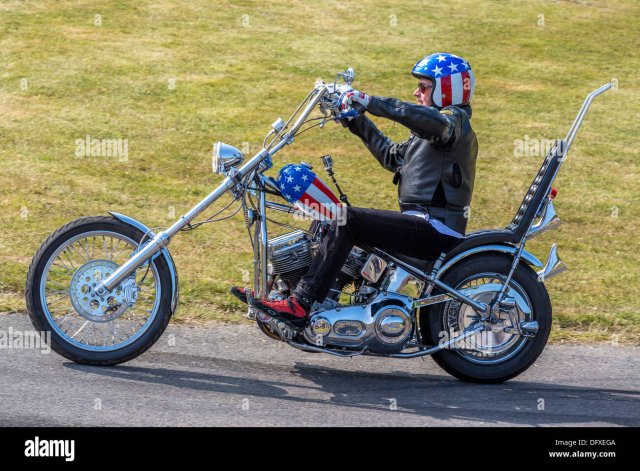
346, 97, 478, 211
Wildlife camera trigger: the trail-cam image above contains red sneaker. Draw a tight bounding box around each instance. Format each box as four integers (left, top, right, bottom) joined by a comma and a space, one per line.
249, 296, 309, 330
230, 286, 254, 305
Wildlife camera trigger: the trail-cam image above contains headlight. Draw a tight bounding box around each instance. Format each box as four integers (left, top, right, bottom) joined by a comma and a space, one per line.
212, 141, 244, 175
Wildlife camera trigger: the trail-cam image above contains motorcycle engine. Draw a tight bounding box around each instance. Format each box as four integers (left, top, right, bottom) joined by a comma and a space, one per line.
303, 292, 415, 354
267, 229, 367, 298
267, 229, 415, 354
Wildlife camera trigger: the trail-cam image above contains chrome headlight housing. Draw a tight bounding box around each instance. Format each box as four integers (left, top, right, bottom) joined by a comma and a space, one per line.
212, 141, 244, 175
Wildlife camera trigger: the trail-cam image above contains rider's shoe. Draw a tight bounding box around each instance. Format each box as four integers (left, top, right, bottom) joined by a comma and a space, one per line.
230, 286, 253, 304
249, 295, 310, 331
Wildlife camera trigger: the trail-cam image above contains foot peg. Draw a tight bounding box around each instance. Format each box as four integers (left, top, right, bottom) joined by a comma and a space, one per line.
243, 287, 256, 320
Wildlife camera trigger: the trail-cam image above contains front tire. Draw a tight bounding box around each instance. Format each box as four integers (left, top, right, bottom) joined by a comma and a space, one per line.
25, 216, 175, 366
421, 253, 552, 383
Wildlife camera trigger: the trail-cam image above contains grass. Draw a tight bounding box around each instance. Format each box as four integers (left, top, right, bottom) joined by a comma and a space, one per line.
0, 0, 638, 344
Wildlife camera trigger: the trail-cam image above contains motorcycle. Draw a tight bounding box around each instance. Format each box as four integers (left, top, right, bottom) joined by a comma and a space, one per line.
25, 69, 613, 382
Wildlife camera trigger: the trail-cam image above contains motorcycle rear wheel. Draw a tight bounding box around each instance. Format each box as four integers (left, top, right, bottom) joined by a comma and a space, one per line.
421, 253, 552, 383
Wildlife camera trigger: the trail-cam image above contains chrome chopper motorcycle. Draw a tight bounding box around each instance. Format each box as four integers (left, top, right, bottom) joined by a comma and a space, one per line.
25, 69, 613, 382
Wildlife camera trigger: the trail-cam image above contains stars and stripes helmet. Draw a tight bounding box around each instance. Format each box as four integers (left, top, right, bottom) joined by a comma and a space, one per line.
277, 163, 342, 221
411, 53, 474, 108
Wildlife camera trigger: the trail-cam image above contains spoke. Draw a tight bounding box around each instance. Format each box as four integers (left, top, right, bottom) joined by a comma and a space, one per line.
56, 309, 76, 328
52, 257, 73, 274
81, 238, 90, 261
112, 245, 132, 262
46, 297, 69, 309
110, 238, 120, 260
70, 321, 89, 339
103, 323, 109, 347
62, 249, 77, 271
107, 237, 113, 260
46, 279, 69, 289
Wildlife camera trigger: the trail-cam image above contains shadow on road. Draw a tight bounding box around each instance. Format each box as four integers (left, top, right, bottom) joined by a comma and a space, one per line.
64, 351, 640, 426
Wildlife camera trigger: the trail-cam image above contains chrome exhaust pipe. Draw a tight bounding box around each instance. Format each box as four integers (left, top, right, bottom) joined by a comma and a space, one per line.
528, 199, 562, 239
370, 323, 486, 358
287, 341, 366, 357
537, 243, 567, 282
287, 323, 486, 359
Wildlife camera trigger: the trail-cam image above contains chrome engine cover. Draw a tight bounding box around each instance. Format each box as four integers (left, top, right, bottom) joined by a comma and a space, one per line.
304, 292, 414, 354
268, 230, 313, 276
267, 230, 367, 289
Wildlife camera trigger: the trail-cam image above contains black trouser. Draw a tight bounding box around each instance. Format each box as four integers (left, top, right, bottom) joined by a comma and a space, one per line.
293, 206, 463, 306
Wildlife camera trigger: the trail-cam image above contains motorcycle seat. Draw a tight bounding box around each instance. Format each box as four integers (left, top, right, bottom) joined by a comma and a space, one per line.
389, 228, 518, 272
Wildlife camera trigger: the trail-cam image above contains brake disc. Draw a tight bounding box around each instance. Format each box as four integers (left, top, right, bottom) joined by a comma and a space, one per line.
68, 259, 138, 323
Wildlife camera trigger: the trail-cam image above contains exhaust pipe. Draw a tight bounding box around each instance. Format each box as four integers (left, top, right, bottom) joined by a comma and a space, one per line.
537, 244, 567, 282
528, 199, 562, 238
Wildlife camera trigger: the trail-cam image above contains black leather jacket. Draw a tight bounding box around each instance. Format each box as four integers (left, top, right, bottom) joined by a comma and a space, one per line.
346, 97, 478, 210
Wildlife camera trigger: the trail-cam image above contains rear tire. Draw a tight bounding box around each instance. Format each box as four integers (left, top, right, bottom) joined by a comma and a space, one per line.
421, 253, 552, 383
25, 216, 175, 366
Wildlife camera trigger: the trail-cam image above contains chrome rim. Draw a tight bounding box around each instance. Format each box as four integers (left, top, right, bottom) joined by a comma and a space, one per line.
39, 231, 161, 352
442, 273, 533, 364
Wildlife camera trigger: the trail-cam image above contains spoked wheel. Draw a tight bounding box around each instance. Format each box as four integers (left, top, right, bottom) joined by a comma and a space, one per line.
422, 253, 552, 383
25, 216, 175, 365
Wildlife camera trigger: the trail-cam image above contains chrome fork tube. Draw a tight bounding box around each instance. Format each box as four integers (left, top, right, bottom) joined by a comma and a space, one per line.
96, 176, 236, 295
251, 177, 271, 300
258, 189, 269, 298
95, 85, 328, 296
96, 149, 275, 295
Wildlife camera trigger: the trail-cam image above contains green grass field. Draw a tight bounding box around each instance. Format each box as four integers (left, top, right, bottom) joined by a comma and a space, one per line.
1, 0, 638, 343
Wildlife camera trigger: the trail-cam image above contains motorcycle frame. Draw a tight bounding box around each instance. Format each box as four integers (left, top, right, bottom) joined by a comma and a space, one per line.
94, 80, 613, 321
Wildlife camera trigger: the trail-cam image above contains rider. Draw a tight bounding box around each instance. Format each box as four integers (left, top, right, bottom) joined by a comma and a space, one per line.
235, 53, 479, 329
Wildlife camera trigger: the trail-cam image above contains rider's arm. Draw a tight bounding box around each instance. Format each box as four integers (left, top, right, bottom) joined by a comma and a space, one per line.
345, 114, 411, 173
365, 97, 456, 147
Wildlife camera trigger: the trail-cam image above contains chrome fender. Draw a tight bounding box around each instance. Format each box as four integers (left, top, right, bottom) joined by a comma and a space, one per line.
436, 244, 543, 280
108, 212, 179, 315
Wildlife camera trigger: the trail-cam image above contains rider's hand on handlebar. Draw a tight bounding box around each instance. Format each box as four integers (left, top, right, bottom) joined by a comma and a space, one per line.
340, 88, 371, 111
334, 107, 359, 127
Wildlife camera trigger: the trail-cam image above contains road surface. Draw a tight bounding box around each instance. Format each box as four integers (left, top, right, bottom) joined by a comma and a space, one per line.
1, 312, 638, 426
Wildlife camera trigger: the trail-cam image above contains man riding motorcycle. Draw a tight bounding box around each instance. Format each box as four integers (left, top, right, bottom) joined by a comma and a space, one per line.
234, 53, 479, 329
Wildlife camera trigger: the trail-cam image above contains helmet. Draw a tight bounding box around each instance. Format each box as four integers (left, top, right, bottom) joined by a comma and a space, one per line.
411, 53, 474, 108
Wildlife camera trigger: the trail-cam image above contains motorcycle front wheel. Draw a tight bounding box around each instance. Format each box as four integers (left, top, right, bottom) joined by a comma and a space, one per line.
25, 216, 175, 365
421, 253, 552, 383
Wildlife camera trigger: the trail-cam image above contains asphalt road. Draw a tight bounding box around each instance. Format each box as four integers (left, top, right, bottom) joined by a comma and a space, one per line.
0, 312, 638, 427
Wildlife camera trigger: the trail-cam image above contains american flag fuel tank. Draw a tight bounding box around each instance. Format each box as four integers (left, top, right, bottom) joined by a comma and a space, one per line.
277, 163, 342, 221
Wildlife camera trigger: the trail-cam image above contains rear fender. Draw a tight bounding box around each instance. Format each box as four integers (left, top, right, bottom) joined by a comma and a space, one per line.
436, 244, 543, 280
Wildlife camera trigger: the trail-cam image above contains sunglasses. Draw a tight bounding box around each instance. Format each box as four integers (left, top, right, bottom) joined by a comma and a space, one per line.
417, 82, 433, 93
